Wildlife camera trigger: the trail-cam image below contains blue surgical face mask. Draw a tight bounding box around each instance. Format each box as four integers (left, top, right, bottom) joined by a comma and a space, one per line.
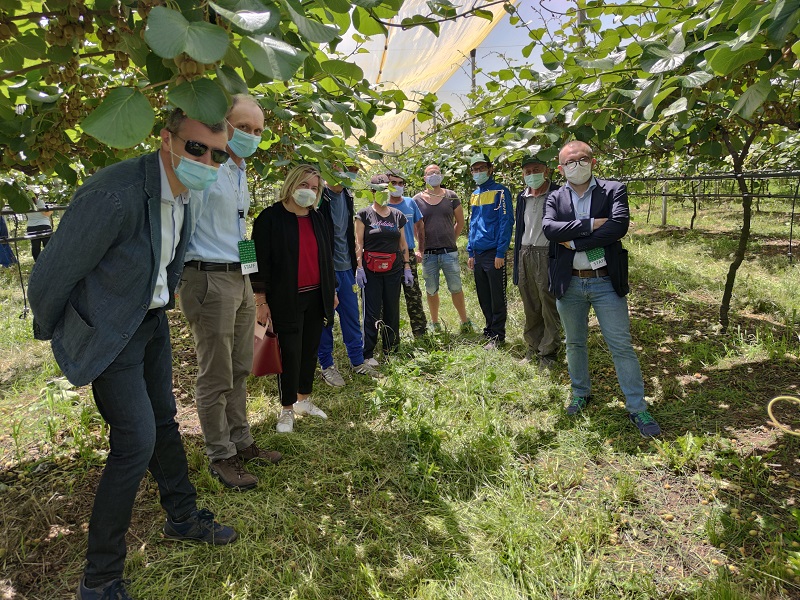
524, 172, 545, 189
472, 171, 489, 186
170, 137, 220, 191
227, 124, 261, 158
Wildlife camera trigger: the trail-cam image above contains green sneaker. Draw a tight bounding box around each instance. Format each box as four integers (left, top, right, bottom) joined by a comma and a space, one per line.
459, 320, 474, 334
428, 322, 443, 333
566, 396, 590, 415
629, 410, 662, 438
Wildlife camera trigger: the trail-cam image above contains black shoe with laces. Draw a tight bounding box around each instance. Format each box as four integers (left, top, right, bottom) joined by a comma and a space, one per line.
77, 578, 134, 600
163, 508, 238, 545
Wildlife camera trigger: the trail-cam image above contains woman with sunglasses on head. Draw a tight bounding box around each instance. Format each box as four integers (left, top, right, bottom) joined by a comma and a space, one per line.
251, 165, 336, 434
355, 174, 413, 366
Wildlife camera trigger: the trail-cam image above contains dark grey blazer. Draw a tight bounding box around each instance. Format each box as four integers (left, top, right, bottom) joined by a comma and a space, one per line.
29, 151, 192, 386
542, 178, 631, 299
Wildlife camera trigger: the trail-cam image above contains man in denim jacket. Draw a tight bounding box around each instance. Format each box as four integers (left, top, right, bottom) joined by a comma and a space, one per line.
29, 109, 238, 600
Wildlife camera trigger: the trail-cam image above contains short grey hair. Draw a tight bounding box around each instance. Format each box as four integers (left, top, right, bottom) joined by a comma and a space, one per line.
164, 108, 225, 134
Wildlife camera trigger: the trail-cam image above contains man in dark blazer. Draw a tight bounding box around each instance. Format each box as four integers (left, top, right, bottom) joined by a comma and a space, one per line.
542, 140, 661, 438
29, 109, 238, 599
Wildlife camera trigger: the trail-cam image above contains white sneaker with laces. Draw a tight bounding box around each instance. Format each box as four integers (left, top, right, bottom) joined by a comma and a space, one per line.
364, 357, 379, 367
352, 361, 383, 378
294, 398, 327, 419
320, 365, 345, 387
276, 409, 295, 433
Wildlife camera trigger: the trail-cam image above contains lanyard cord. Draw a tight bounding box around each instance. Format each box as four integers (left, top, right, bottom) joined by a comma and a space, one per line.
225, 164, 247, 240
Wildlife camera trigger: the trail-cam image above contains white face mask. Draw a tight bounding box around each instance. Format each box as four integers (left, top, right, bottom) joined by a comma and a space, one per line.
562, 162, 592, 186
389, 185, 404, 197
293, 188, 317, 207
425, 173, 443, 188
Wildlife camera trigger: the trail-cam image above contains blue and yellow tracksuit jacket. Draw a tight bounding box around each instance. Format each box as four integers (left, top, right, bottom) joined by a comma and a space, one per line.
467, 178, 514, 259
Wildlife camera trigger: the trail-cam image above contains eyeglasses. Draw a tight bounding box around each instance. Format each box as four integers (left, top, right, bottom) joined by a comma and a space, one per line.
172, 133, 230, 164
561, 157, 592, 168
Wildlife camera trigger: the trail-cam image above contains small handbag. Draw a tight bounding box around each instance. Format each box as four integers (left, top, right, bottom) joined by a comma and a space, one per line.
252, 323, 283, 376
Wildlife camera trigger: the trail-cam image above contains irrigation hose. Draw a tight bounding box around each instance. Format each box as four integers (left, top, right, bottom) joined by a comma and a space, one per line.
767, 396, 800, 436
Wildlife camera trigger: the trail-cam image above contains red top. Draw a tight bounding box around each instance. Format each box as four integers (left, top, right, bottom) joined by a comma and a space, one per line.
297, 214, 320, 291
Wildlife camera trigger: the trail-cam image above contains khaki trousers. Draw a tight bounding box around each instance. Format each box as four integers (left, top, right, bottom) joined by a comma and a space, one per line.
518, 245, 561, 358
178, 268, 255, 461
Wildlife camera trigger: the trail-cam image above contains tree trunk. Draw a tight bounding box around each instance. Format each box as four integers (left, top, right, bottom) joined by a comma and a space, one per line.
718, 126, 759, 332
719, 172, 752, 332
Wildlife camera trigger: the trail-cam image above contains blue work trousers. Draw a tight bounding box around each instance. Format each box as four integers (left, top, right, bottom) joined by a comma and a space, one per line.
318, 269, 365, 369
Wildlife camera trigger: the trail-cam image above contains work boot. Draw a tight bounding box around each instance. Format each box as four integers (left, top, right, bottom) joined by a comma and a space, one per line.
209, 456, 257, 490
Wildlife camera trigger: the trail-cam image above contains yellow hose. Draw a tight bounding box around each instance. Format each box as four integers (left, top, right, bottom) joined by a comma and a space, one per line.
767, 396, 800, 436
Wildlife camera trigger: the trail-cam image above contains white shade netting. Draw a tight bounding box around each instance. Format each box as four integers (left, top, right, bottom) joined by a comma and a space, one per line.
337, 1, 519, 150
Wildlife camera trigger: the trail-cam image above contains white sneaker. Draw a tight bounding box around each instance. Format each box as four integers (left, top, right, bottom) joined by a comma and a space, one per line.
320, 365, 346, 387
294, 398, 328, 419
364, 357, 379, 367
352, 361, 383, 379
276, 409, 294, 433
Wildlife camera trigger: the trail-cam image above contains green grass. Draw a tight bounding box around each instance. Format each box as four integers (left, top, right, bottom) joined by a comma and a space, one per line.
1, 200, 799, 599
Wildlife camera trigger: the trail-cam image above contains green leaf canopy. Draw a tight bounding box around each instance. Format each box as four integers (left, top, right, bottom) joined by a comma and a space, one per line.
81, 88, 155, 149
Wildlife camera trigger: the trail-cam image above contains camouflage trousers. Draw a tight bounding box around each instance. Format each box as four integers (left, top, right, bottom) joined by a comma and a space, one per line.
403, 253, 427, 337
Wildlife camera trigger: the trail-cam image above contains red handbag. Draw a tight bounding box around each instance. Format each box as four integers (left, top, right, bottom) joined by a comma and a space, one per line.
252, 324, 283, 376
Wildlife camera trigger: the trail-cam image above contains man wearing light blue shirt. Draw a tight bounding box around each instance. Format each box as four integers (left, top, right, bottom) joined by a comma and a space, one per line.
542, 140, 661, 438
180, 95, 281, 491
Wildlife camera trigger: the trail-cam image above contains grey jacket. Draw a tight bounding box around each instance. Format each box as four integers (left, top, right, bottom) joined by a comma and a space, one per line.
28, 151, 192, 386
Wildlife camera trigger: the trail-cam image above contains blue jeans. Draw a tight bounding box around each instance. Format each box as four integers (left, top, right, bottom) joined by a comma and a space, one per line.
421, 251, 463, 296
318, 269, 365, 369
556, 276, 647, 414
86, 309, 197, 584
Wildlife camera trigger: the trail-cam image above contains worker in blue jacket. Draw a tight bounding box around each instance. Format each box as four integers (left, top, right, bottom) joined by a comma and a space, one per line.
467, 152, 514, 348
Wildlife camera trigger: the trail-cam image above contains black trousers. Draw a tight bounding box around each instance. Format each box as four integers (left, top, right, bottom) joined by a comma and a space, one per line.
86, 309, 197, 585
473, 250, 507, 342
277, 289, 324, 407
27, 224, 52, 261
363, 268, 402, 359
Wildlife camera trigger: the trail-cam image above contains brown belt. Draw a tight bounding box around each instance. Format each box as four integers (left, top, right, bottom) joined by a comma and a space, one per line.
572, 268, 608, 278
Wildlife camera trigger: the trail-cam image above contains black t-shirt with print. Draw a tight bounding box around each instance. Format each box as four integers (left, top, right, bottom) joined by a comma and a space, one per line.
357, 206, 408, 273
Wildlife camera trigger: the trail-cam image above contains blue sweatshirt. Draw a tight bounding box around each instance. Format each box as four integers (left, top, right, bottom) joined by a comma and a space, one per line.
467, 178, 514, 258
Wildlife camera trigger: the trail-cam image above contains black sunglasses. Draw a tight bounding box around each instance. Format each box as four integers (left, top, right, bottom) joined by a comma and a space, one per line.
172, 133, 230, 164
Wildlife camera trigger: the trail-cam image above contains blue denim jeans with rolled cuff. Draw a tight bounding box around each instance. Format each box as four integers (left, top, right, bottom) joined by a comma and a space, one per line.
556, 275, 647, 414
422, 251, 462, 296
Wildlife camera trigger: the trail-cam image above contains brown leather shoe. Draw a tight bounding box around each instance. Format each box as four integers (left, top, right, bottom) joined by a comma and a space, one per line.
238, 442, 282, 464
209, 456, 258, 490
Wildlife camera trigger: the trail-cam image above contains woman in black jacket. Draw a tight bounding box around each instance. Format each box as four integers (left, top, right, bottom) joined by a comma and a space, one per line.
251, 165, 336, 433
